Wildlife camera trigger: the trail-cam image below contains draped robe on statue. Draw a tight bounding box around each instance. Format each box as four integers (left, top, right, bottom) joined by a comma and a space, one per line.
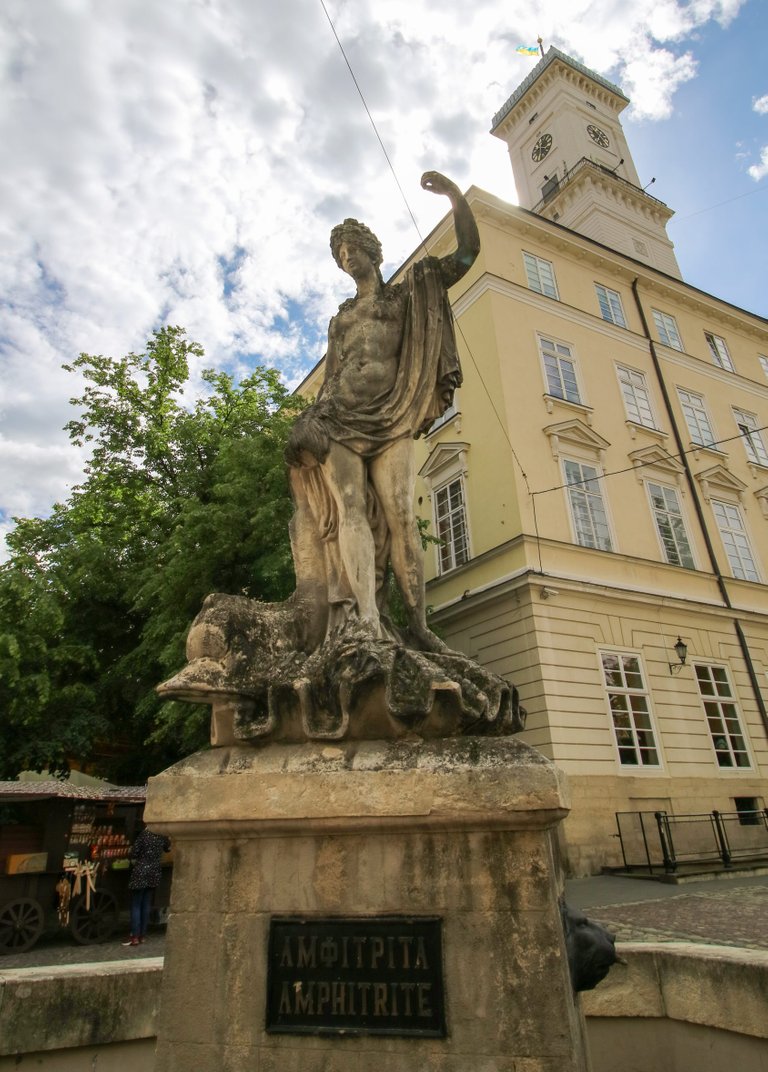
286, 256, 462, 646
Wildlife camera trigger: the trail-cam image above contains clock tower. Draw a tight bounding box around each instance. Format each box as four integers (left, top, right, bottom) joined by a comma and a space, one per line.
491, 47, 681, 278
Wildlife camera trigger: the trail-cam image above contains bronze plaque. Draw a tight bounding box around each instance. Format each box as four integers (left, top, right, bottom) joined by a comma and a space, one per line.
266, 916, 446, 1037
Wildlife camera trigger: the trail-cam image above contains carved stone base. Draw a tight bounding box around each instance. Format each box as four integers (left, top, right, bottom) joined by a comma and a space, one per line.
157, 593, 525, 744
145, 737, 589, 1072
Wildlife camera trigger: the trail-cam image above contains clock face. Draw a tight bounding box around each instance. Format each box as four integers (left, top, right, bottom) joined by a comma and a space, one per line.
587, 124, 610, 148
531, 133, 552, 162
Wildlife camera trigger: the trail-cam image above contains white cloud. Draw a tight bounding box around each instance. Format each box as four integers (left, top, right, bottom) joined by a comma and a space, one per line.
0, 0, 752, 557
754, 95, 768, 115
748, 146, 768, 182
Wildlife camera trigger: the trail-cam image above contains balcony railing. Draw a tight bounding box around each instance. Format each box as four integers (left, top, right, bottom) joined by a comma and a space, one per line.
532, 157, 669, 215
614, 809, 768, 874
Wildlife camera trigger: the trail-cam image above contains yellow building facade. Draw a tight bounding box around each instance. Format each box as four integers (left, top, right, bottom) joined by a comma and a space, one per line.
407, 50, 768, 874
297, 49, 768, 875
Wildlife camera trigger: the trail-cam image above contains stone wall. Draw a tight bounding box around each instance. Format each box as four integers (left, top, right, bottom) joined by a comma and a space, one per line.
3, 944, 768, 1070
0, 959, 161, 1070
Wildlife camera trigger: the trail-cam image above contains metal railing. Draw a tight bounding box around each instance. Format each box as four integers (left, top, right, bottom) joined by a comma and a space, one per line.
531, 156, 670, 215
615, 809, 768, 874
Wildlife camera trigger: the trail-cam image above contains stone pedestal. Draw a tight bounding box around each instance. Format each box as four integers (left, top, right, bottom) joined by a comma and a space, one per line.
145, 737, 590, 1071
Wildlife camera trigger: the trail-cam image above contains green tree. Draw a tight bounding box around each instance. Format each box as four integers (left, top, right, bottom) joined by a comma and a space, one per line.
0, 326, 303, 781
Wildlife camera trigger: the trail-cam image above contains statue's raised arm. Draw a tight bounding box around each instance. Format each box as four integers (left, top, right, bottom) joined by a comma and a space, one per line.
420, 171, 480, 288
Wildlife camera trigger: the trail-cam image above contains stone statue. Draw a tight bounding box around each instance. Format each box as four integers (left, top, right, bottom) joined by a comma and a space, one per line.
284, 172, 479, 655
158, 173, 524, 744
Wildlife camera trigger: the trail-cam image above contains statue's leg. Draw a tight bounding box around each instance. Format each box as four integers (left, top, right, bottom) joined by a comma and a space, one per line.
369, 440, 446, 653
321, 441, 380, 632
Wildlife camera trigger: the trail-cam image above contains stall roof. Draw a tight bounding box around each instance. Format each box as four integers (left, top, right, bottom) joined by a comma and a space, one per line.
0, 780, 146, 804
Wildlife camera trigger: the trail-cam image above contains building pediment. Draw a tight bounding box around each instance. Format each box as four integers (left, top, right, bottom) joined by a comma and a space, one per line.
695, 464, 747, 503
418, 441, 470, 486
543, 419, 610, 462
628, 445, 684, 484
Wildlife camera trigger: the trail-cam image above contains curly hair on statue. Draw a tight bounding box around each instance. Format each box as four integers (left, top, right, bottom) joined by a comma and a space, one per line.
330, 218, 383, 271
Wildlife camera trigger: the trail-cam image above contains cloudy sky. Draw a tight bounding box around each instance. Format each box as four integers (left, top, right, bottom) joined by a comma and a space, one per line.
1, 0, 767, 558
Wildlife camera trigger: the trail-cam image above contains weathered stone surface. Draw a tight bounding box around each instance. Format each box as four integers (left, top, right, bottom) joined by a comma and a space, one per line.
155, 173, 527, 748
145, 736, 569, 834
158, 594, 524, 744
148, 739, 588, 1072
0, 959, 162, 1056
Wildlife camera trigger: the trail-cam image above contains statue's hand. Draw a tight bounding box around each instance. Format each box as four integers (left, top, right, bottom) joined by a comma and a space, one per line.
421, 171, 460, 199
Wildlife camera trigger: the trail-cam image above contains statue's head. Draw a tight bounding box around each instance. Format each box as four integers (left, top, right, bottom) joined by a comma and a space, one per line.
330, 219, 383, 274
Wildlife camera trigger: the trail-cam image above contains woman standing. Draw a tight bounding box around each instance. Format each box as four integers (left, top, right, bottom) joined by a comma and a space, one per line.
122, 825, 170, 947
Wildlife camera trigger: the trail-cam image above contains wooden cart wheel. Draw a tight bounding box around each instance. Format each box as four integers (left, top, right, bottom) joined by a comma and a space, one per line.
70, 890, 118, 945
0, 897, 45, 954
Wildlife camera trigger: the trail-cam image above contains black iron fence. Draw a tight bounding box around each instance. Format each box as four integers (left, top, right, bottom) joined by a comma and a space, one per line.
615, 809, 768, 874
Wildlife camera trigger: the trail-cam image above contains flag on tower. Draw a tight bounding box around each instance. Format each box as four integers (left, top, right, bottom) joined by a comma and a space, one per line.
516, 45, 540, 56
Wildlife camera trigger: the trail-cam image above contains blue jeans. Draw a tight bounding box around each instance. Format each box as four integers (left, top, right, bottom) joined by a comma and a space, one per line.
130, 888, 153, 938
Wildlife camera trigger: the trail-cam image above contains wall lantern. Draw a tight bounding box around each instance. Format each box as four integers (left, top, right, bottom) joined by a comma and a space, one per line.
668, 637, 688, 675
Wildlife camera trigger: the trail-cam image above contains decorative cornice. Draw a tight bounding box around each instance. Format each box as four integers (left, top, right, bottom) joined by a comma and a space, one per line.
534, 158, 672, 223
418, 440, 471, 485
628, 444, 684, 484
543, 418, 610, 462
491, 47, 628, 135
695, 463, 747, 504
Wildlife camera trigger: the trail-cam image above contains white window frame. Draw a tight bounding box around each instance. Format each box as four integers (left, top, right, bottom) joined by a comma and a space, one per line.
523, 252, 559, 299
759, 355, 768, 379
677, 388, 716, 447
539, 335, 581, 404
433, 476, 470, 574
733, 408, 768, 467
595, 284, 627, 328
427, 390, 459, 435
704, 331, 734, 372
711, 499, 760, 581
616, 365, 655, 428
652, 309, 684, 351
599, 650, 661, 769
694, 664, 751, 769
563, 458, 613, 551
646, 481, 695, 568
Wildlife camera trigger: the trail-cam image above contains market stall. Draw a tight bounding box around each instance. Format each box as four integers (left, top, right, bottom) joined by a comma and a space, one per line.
0, 780, 171, 953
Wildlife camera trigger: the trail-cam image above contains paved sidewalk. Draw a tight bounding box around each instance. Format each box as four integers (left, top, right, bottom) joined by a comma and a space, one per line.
3, 872, 768, 970
565, 872, 768, 950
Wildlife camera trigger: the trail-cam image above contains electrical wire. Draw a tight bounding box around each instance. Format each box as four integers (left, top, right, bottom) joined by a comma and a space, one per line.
318, 1, 763, 543
532, 423, 768, 498
317, 0, 428, 254
318, 0, 535, 498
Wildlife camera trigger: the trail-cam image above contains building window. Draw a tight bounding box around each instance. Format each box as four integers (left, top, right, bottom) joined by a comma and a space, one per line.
733, 408, 768, 467
563, 459, 612, 551
600, 652, 660, 767
647, 482, 694, 568
712, 499, 759, 581
677, 388, 716, 447
704, 331, 734, 372
434, 478, 469, 573
759, 355, 768, 379
617, 365, 655, 427
539, 336, 580, 403
694, 664, 750, 768
652, 309, 684, 351
595, 284, 627, 327
733, 797, 762, 825
427, 391, 459, 434
523, 252, 559, 299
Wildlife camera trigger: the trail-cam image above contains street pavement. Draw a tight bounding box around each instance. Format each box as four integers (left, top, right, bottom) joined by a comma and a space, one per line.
2, 871, 768, 970
566, 871, 768, 951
